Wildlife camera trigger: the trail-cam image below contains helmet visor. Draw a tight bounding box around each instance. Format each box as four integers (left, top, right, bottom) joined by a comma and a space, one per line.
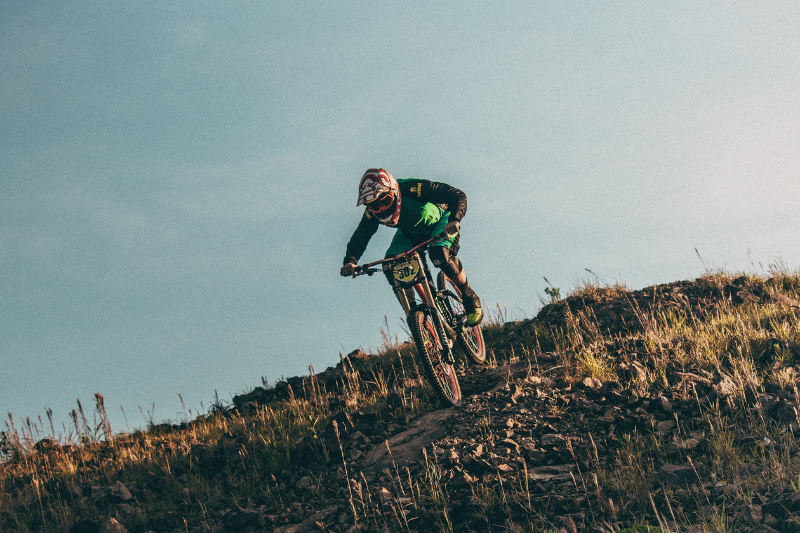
366, 192, 394, 213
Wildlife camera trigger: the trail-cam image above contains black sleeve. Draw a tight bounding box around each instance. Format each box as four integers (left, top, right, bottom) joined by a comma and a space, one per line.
417, 180, 468, 222
343, 209, 380, 264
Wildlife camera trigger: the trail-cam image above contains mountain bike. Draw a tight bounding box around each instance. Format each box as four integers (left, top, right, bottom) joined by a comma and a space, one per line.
351, 234, 486, 406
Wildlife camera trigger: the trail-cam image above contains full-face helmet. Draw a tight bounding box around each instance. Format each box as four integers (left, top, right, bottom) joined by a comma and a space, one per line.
357, 168, 401, 225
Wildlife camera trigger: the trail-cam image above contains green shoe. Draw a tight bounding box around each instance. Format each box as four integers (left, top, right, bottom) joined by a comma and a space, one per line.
463, 289, 483, 327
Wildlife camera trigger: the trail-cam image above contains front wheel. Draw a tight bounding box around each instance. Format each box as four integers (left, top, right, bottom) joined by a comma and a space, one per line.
437, 272, 486, 364
408, 310, 462, 406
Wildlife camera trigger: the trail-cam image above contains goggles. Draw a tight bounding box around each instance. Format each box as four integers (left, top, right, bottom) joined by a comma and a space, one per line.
366, 192, 394, 213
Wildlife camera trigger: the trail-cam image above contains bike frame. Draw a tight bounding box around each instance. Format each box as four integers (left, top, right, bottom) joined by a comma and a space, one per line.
353, 235, 455, 362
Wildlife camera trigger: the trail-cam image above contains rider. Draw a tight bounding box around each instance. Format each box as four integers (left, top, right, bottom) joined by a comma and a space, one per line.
340, 168, 482, 326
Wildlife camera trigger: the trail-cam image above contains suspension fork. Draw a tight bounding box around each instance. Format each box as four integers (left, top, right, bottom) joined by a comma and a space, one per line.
390, 252, 454, 364
392, 284, 414, 316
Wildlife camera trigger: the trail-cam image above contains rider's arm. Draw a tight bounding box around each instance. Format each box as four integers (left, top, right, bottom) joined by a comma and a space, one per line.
343, 209, 380, 264
406, 180, 468, 222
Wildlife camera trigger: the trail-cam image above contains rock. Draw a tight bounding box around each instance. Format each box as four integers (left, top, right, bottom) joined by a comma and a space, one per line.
675, 372, 713, 386
224, 510, 266, 530
97, 517, 128, 533
108, 481, 132, 503
583, 377, 602, 389
744, 504, 763, 525
656, 420, 675, 433
527, 464, 575, 482
762, 498, 793, 520
783, 518, 800, 533
33, 438, 59, 453
464, 457, 494, 474
116, 504, 135, 516
287, 502, 304, 523
713, 375, 738, 398
600, 380, 621, 393
770, 293, 800, 307
540, 434, 565, 447
295, 476, 313, 490
362, 408, 457, 472
762, 513, 779, 527
629, 361, 647, 381
758, 394, 779, 414
496, 438, 520, 454
747, 525, 780, 533
440, 448, 460, 465
658, 464, 698, 487
378, 487, 392, 504
90, 482, 133, 506
659, 396, 673, 411
468, 443, 485, 457
737, 289, 759, 304
670, 438, 700, 451
601, 407, 618, 422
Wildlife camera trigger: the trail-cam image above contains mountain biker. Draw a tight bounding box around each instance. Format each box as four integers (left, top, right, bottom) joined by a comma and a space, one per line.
340, 168, 483, 326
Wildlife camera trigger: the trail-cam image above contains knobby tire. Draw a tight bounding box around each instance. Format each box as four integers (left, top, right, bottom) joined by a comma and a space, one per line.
437, 272, 486, 364
408, 309, 462, 407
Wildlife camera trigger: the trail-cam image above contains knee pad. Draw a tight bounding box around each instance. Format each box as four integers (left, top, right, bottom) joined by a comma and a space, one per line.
430, 247, 462, 280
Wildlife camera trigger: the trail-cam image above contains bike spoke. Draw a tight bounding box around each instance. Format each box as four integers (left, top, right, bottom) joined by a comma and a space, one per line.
414, 312, 460, 404
437, 272, 486, 365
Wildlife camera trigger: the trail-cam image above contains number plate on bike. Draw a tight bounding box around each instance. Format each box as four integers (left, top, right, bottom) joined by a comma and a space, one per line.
392, 260, 420, 283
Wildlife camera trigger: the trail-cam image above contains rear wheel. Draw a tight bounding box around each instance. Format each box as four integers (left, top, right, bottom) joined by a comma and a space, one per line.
408, 309, 462, 406
437, 272, 486, 364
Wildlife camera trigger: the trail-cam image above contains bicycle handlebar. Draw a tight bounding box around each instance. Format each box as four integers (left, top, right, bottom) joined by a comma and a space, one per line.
351, 233, 449, 278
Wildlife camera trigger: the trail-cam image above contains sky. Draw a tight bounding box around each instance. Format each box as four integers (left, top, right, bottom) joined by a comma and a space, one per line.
2, 1, 799, 437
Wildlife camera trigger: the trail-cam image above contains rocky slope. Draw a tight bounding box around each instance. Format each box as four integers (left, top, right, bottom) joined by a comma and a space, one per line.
212, 273, 800, 533
233, 356, 800, 533
3, 272, 800, 533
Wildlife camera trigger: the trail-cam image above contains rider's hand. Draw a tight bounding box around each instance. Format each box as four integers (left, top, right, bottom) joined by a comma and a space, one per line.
340, 262, 356, 277
444, 220, 460, 238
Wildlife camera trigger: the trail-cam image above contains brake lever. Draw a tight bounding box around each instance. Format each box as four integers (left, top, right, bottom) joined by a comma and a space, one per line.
352, 266, 377, 277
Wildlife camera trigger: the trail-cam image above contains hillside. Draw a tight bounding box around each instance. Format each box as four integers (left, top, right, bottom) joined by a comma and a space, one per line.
2, 269, 800, 533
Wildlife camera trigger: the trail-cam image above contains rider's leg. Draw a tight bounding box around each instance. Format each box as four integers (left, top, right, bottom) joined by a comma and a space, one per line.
383, 230, 417, 316
429, 235, 483, 326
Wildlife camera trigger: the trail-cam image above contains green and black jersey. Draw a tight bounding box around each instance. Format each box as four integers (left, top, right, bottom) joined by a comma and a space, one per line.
343, 178, 467, 265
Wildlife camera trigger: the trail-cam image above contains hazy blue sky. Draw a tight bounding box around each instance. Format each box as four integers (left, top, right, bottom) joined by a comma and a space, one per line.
3, 1, 799, 435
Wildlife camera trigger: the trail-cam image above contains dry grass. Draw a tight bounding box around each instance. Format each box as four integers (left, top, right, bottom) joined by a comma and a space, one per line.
3, 269, 800, 532
0, 337, 443, 532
